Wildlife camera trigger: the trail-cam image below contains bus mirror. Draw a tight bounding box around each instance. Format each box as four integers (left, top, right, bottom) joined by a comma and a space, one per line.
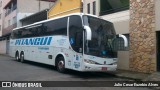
84, 26, 92, 40
119, 34, 128, 47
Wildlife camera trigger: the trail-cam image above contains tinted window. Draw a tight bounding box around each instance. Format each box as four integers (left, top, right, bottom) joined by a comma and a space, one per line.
112, 34, 129, 51
100, 0, 129, 15
43, 17, 68, 36
12, 17, 68, 39
12, 29, 23, 39
83, 16, 117, 58
24, 26, 43, 38
12, 25, 43, 39
69, 16, 83, 53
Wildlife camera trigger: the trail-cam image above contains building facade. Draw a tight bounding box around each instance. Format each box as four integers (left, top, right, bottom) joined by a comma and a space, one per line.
83, 0, 160, 73
0, 0, 54, 54
48, 0, 82, 19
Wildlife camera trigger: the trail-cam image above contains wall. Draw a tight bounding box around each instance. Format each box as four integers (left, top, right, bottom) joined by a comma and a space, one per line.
17, 0, 53, 27
101, 10, 129, 34
48, 0, 81, 18
4, 10, 17, 28
0, 0, 11, 36
117, 51, 129, 70
130, 0, 156, 73
16, 13, 33, 27
18, 0, 52, 13
0, 40, 6, 54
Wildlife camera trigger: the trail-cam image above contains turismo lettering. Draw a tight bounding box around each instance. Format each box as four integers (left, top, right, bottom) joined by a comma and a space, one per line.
15, 37, 52, 46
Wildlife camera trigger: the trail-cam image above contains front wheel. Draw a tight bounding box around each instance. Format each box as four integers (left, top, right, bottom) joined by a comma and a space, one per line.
56, 57, 66, 73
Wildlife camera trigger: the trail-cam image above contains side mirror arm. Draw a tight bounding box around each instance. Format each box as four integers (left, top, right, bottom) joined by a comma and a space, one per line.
119, 34, 128, 47
84, 26, 92, 40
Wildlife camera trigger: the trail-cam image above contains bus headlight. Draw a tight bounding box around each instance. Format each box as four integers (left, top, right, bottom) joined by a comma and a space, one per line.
84, 59, 97, 64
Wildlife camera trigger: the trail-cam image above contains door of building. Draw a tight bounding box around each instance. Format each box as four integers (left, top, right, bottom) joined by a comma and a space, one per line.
156, 31, 160, 71
6, 40, 10, 54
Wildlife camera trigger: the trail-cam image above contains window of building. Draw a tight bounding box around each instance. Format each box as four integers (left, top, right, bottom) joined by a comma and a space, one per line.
12, 0, 17, 11
93, 1, 96, 15
8, 20, 11, 26
4, 0, 17, 17
100, 0, 129, 15
87, 3, 90, 14
112, 34, 129, 51
12, 16, 16, 24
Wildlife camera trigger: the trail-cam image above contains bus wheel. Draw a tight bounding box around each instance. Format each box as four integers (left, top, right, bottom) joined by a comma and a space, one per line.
20, 53, 25, 63
15, 52, 20, 62
57, 57, 65, 73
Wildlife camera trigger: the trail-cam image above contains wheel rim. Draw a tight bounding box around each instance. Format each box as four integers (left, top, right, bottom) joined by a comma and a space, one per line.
58, 60, 64, 71
21, 54, 24, 62
16, 55, 19, 60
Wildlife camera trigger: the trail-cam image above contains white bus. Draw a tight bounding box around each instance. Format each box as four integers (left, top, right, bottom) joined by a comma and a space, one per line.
9, 13, 128, 73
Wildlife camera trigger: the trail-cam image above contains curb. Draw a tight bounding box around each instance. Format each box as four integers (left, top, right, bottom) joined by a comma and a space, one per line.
0, 54, 9, 56
115, 75, 142, 81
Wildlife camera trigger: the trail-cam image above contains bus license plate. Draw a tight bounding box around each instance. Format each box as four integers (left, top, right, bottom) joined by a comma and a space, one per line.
102, 67, 107, 71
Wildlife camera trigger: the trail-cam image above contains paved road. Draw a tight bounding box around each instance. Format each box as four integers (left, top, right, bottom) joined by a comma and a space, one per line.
0, 55, 153, 90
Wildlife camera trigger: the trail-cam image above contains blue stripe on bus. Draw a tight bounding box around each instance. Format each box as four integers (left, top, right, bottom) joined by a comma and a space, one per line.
15, 37, 53, 46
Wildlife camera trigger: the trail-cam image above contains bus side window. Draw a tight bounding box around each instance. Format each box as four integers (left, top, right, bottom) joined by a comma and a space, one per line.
40, 25, 47, 36
43, 17, 67, 36
18, 30, 22, 38
75, 32, 83, 48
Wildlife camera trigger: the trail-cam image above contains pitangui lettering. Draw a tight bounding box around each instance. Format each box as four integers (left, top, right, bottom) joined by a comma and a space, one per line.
15, 37, 53, 46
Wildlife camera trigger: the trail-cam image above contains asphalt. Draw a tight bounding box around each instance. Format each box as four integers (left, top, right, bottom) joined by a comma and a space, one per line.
0, 54, 158, 81
0, 54, 156, 90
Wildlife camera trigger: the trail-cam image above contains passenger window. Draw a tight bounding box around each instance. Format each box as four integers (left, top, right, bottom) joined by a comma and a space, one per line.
44, 17, 68, 36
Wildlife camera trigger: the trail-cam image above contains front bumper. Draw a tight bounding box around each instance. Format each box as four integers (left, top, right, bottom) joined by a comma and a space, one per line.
82, 63, 117, 72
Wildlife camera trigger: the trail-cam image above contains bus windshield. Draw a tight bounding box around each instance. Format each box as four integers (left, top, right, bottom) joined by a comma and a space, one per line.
83, 16, 117, 58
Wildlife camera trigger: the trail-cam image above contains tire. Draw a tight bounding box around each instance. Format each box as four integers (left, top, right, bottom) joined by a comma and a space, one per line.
15, 52, 20, 62
20, 53, 25, 63
56, 57, 66, 73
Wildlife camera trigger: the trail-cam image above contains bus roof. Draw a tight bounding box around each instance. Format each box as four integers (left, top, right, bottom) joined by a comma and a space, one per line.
13, 13, 98, 31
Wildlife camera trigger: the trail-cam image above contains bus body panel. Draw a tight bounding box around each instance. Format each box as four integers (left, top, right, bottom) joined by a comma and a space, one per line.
10, 35, 84, 71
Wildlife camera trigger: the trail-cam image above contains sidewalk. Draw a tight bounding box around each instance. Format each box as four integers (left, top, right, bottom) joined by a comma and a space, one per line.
0, 54, 9, 56
115, 70, 160, 81
114, 70, 160, 89
114, 70, 150, 81
0, 54, 159, 81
